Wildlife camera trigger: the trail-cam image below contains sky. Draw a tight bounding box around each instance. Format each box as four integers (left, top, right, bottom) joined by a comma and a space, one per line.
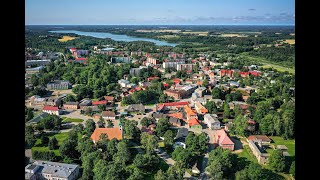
26, 0, 295, 25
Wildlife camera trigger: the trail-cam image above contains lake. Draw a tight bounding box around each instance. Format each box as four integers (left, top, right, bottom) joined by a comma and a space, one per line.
49, 30, 178, 47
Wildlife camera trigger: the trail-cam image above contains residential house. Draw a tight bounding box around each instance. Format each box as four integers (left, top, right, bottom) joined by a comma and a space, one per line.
92, 100, 108, 106
229, 81, 240, 87
82, 106, 100, 113
194, 101, 208, 114
79, 99, 92, 109
164, 89, 185, 100
45, 97, 62, 107
219, 69, 234, 77
248, 139, 269, 164
194, 87, 207, 97
172, 78, 182, 84
42, 106, 61, 115
188, 118, 202, 130
127, 103, 145, 113
150, 112, 168, 121
104, 96, 115, 104
228, 101, 248, 109
184, 105, 197, 121
204, 114, 221, 130
47, 80, 71, 90
64, 102, 79, 110
174, 128, 188, 149
118, 79, 130, 88
213, 129, 234, 151
102, 111, 116, 120
178, 85, 197, 97
146, 57, 159, 65
147, 76, 160, 82
247, 135, 272, 145
91, 127, 123, 143
30, 96, 48, 106
212, 99, 224, 108
25, 161, 79, 180
156, 102, 188, 111
169, 117, 181, 127
141, 126, 154, 135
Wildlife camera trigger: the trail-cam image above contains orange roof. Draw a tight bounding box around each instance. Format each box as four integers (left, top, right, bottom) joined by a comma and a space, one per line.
168, 112, 184, 119
195, 102, 208, 114
215, 129, 234, 145
184, 105, 197, 116
196, 80, 203, 85
188, 118, 200, 127
91, 128, 123, 143
104, 96, 114, 101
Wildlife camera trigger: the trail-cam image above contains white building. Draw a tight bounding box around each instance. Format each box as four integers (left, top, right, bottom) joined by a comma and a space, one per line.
25, 160, 80, 180
162, 60, 185, 69
129, 66, 147, 76
176, 64, 194, 71
42, 106, 61, 115
118, 79, 130, 88
204, 114, 221, 130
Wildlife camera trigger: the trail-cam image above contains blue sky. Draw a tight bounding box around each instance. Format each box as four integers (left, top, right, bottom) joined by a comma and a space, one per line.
26, 0, 295, 25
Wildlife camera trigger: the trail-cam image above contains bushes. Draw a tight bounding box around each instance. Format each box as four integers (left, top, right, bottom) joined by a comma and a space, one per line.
32, 150, 57, 161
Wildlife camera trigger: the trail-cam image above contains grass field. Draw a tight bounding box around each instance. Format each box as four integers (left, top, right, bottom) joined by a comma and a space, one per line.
237, 145, 258, 164
269, 136, 295, 156
158, 35, 179, 39
219, 33, 248, 37
32, 132, 69, 156
240, 53, 295, 74
32, 132, 81, 156
58, 36, 76, 42
182, 31, 208, 36
62, 118, 84, 123
283, 39, 295, 45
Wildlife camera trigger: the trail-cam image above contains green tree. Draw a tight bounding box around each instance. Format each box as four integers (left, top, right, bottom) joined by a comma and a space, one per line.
84, 119, 96, 136
140, 133, 159, 154
107, 139, 118, 157
48, 136, 58, 150
282, 109, 295, 139
93, 159, 108, 180
235, 163, 265, 180
230, 115, 248, 137
154, 169, 167, 180
203, 79, 209, 87
205, 101, 218, 114
254, 101, 272, 122
140, 117, 154, 127
113, 141, 130, 165
163, 130, 174, 148
107, 120, 114, 128
212, 87, 223, 99
268, 150, 286, 172
289, 161, 295, 177
155, 118, 171, 137
97, 117, 105, 128
82, 151, 101, 180
41, 135, 49, 146
128, 167, 144, 180
206, 160, 224, 180
64, 94, 76, 102
223, 102, 231, 119
97, 104, 106, 111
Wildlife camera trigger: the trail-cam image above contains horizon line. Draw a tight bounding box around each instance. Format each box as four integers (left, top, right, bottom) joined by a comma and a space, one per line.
26, 24, 295, 26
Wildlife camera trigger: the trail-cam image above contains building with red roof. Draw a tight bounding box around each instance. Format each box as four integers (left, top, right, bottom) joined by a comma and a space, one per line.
188, 118, 202, 129
239, 71, 250, 77
220, 70, 234, 77
247, 135, 271, 145
172, 78, 181, 84
164, 89, 186, 100
92, 100, 107, 106
91, 128, 123, 143
248, 71, 261, 77
147, 76, 160, 82
213, 129, 235, 151
43, 106, 61, 115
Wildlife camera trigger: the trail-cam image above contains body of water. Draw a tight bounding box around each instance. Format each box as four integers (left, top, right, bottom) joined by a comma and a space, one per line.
49, 30, 178, 47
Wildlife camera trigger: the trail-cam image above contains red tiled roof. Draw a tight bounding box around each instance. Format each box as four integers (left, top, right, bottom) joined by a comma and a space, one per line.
247, 135, 271, 142
163, 83, 169, 87
43, 106, 59, 111
135, 86, 142, 91
102, 111, 116, 117
163, 101, 188, 107
189, 118, 200, 127
192, 59, 197, 63
247, 120, 256, 124
168, 112, 184, 120
92, 100, 107, 105
157, 104, 165, 111
215, 129, 234, 145
104, 96, 114, 101
184, 105, 197, 116
172, 78, 181, 84
147, 76, 160, 81
91, 128, 122, 143
70, 48, 77, 51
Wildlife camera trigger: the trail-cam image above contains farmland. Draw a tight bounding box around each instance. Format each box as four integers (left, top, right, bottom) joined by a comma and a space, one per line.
58, 36, 77, 42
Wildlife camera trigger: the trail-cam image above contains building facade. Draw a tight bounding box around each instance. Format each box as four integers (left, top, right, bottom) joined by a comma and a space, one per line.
47, 80, 71, 90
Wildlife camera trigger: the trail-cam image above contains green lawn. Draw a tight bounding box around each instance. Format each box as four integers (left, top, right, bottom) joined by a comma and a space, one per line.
240, 53, 295, 74
32, 132, 81, 157
237, 145, 258, 164
269, 136, 295, 156
62, 118, 84, 123
158, 141, 165, 148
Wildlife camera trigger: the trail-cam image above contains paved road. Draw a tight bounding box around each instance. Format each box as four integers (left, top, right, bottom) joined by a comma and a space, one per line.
156, 148, 175, 166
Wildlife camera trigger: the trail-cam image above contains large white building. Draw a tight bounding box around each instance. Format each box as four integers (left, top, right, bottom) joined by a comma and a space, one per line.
129, 66, 147, 76
25, 161, 80, 180
204, 114, 221, 130
162, 60, 185, 69
176, 64, 194, 71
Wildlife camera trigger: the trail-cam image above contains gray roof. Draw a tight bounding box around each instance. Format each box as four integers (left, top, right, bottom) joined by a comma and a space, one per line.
26, 112, 49, 125
33, 160, 78, 178
127, 103, 145, 112
64, 102, 79, 105
169, 117, 180, 125
175, 128, 188, 139
276, 145, 288, 150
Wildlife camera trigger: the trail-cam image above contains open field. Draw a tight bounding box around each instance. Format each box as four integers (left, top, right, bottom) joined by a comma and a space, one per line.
32, 132, 69, 156
58, 36, 77, 42
269, 136, 295, 156
219, 33, 248, 37
182, 31, 209, 36
157, 35, 179, 39
62, 117, 84, 123
236, 145, 258, 164
136, 29, 181, 33
240, 53, 295, 74
283, 39, 295, 45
